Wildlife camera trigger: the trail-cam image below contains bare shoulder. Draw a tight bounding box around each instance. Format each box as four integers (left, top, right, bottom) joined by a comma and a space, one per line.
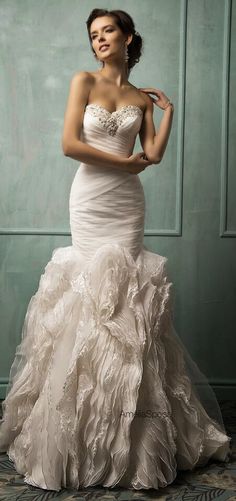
138, 90, 153, 113
67, 71, 95, 104
71, 70, 95, 85
128, 82, 151, 113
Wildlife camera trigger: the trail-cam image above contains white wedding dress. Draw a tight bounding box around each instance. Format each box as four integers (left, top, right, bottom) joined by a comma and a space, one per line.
0, 103, 232, 491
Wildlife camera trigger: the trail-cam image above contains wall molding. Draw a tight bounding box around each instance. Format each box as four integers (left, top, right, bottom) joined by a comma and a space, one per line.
0, 228, 182, 237
0, 228, 71, 236
145, 0, 187, 237
220, 0, 235, 237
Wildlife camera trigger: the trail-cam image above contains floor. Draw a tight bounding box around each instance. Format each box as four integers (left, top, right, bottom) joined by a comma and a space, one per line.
0, 400, 235, 501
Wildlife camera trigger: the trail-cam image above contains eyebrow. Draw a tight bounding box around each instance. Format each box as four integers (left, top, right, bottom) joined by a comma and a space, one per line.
90, 24, 114, 36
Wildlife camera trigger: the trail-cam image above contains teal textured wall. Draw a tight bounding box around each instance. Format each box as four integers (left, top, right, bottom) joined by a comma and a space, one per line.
0, 0, 235, 399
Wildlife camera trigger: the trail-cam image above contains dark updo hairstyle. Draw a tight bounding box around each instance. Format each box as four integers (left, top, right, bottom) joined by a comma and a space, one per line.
86, 8, 143, 74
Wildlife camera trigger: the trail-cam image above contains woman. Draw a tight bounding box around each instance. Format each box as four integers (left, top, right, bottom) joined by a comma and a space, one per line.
0, 8, 232, 492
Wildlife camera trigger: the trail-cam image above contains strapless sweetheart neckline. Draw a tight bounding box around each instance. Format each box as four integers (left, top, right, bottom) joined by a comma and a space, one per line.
85, 103, 144, 116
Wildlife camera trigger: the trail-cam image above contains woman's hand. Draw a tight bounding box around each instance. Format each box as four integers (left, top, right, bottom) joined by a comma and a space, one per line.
124, 151, 153, 175
138, 87, 172, 110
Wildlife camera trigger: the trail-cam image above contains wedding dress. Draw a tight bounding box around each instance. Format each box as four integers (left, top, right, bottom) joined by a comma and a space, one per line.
0, 103, 232, 492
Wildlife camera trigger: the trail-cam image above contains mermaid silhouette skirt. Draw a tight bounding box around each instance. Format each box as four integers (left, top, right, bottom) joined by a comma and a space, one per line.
0, 104, 232, 491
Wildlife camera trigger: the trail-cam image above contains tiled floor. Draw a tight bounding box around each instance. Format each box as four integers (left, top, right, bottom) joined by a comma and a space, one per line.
0, 400, 235, 500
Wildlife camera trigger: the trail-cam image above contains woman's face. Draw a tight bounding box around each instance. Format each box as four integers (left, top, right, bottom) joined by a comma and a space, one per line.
90, 16, 126, 62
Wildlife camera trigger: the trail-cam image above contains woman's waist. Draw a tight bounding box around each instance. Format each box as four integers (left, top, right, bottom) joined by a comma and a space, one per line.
73, 162, 144, 187
77, 162, 131, 177
70, 163, 145, 205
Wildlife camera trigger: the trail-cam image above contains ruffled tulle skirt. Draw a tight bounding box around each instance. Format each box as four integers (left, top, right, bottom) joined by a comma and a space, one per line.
0, 242, 232, 491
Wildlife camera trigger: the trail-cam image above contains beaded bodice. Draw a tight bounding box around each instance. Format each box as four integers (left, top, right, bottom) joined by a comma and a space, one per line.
84, 103, 143, 136
81, 103, 144, 158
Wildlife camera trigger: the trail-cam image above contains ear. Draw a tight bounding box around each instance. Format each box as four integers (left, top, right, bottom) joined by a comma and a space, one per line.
127, 34, 133, 46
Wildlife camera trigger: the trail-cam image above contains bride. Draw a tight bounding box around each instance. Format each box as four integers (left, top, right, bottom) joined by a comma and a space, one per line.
0, 7, 232, 492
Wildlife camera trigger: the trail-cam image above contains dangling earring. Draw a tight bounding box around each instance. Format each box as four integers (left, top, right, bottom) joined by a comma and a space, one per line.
124, 43, 129, 62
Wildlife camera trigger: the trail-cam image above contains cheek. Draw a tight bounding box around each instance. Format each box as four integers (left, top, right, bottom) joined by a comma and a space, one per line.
110, 36, 122, 49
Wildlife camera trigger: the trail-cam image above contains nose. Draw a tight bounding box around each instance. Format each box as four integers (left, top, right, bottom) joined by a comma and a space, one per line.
97, 31, 106, 39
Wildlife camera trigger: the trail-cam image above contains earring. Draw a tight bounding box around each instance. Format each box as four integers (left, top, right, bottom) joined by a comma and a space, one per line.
124, 43, 129, 62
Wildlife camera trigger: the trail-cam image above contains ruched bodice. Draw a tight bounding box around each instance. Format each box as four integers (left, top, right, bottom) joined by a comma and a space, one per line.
69, 104, 146, 261
81, 103, 143, 158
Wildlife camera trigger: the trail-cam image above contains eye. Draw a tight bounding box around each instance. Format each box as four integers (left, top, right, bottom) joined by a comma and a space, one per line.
91, 28, 113, 40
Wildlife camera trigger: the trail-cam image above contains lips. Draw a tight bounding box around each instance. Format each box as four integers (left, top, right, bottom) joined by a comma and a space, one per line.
99, 44, 110, 51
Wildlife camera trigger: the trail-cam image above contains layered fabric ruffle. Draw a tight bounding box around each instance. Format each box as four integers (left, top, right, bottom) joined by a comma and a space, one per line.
0, 243, 231, 491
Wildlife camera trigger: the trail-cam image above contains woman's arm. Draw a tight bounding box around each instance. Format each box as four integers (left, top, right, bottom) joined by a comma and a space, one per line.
139, 88, 174, 164
152, 104, 174, 162
62, 71, 127, 171
64, 135, 128, 171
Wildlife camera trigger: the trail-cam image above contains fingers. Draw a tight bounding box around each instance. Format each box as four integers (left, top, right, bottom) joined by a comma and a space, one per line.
138, 87, 156, 92
138, 88, 162, 95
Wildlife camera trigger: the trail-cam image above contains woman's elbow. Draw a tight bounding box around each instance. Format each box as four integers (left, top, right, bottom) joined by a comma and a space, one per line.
147, 153, 162, 164
153, 156, 162, 164
61, 138, 73, 156
145, 147, 161, 164
61, 137, 68, 155
62, 146, 70, 156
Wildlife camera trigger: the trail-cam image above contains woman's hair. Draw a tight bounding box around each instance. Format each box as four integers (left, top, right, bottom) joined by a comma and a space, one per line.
86, 8, 143, 73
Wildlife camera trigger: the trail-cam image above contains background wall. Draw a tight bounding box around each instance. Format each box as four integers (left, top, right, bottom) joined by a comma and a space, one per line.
0, 0, 235, 399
